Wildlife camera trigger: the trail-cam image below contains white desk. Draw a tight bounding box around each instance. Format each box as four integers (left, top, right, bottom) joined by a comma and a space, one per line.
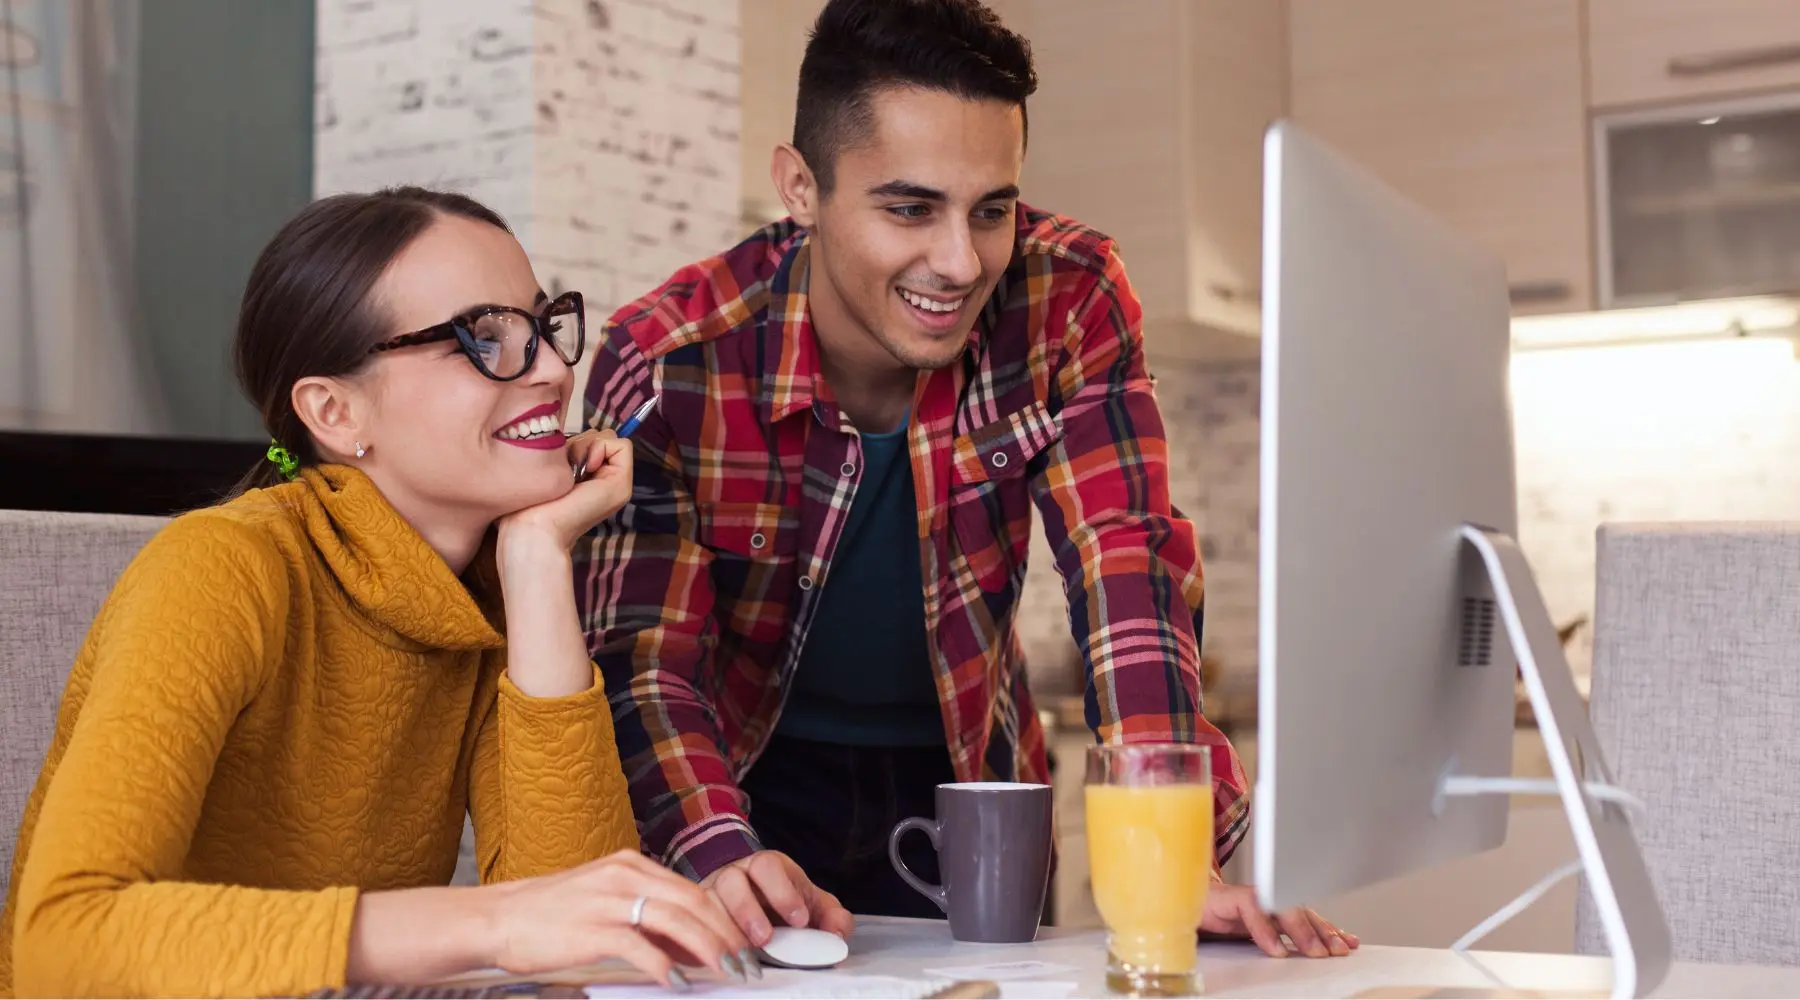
823, 917, 1800, 998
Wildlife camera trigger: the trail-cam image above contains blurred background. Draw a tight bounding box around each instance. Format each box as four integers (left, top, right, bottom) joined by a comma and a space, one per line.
6, 0, 1800, 944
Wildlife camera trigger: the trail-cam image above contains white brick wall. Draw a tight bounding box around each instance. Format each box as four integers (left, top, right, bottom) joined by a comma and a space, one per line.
527, 0, 741, 318
1021, 334, 1800, 707
314, 1, 539, 234
313, 0, 741, 400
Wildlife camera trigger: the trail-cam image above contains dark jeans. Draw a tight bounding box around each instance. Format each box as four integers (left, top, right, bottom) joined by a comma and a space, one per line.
739, 733, 955, 919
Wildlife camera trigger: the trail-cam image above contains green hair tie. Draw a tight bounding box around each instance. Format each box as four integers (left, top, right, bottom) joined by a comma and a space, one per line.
265, 440, 300, 482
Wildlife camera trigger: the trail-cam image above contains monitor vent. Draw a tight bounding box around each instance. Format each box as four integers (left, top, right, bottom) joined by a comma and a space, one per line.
1459, 597, 1497, 667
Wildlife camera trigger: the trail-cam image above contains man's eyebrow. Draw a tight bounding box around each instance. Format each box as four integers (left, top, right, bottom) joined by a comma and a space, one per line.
866, 181, 1022, 203
868, 179, 946, 201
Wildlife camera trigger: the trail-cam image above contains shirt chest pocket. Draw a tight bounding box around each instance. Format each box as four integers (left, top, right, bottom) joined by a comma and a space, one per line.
698, 501, 799, 642
947, 401, 1063, 591
698, 501, 797, 559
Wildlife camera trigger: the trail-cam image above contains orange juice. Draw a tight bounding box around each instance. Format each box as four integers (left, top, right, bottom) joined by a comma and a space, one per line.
1085, 783, 1214, 976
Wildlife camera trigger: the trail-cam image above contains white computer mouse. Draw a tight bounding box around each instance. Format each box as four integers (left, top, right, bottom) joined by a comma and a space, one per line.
753, 926, 850, 970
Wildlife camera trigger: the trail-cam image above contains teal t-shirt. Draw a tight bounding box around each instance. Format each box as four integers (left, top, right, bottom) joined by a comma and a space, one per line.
775, 421, 943, 746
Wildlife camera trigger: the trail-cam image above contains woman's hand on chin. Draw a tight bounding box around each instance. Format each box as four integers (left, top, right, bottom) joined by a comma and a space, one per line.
490, 430, 631, 699
496, 430, 632, 562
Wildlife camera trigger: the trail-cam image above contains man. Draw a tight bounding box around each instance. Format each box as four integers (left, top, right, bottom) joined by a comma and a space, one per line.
578, 0, 1355, 961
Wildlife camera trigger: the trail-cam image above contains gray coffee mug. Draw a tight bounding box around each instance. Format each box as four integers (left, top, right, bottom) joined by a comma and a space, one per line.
888, 781, 1054, 943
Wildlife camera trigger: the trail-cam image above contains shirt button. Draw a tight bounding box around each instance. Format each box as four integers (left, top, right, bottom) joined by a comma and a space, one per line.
798, 575, 815, 591
750, 532, 767, 550
991, 451, 1009, 469
840, 461, 856, 477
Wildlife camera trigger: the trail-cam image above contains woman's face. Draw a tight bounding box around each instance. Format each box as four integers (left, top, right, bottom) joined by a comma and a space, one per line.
350, 213, 580, 524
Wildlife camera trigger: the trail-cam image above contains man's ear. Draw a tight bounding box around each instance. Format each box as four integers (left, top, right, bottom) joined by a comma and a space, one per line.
771, 143, 823, 229
291, 375, 366, 462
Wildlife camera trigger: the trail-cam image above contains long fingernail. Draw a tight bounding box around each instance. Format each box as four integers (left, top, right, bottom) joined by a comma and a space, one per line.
668, 968, 690, 992
721, 953, 747, 983
740, 948, 763, 979
751, 921, 771, 944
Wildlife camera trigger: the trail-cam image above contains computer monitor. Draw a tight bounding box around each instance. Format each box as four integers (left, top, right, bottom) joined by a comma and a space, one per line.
1252, 120, 1670, 997
1253, 117, 1518, 906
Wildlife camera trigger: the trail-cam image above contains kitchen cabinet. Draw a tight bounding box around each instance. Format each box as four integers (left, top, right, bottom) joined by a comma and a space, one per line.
1587, 0, 1800, 111
1181, 0, 1289, 336
1288, 0, 1593, 315
1018, 0, 1285, 341
1593, 93, 1800, 306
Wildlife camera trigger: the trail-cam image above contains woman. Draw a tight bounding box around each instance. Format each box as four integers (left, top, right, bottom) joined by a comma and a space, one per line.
0, 188, 752, 997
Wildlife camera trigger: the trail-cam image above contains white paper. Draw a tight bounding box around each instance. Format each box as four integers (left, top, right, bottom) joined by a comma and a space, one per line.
997, 983, 1080, 1000
921, 960, 1080, 982
581, 966, 1082, 999
584, 972, 951, 999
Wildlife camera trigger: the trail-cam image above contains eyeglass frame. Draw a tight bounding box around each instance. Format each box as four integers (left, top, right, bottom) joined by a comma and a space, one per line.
366, 290, 586, 382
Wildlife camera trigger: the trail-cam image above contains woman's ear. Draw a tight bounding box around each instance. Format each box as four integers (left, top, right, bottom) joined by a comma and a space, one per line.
291, 375, 366, 463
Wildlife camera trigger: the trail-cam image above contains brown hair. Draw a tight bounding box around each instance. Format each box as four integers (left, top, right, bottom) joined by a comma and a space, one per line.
231, 186, 511, 493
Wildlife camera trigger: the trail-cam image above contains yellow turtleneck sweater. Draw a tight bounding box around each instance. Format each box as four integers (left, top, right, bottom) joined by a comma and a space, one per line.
1, 466, 637, 998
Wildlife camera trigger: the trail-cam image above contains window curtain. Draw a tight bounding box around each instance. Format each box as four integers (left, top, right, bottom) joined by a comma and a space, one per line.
1, 0, 163, 434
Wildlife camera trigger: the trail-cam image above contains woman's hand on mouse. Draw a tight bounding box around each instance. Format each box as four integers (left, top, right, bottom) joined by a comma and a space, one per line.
700, 849, 856, 945
482, 849, 756, 990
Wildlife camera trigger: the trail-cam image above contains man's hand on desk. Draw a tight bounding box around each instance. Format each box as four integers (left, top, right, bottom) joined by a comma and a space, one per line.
700, 849, 858, 946
1201, 882, 1359, 959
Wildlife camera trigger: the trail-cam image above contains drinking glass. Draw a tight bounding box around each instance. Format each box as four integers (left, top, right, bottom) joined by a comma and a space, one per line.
1085, 744, 1213, 997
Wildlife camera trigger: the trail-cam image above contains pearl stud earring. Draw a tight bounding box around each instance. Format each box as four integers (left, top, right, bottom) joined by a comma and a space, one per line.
354, 442, 367, 459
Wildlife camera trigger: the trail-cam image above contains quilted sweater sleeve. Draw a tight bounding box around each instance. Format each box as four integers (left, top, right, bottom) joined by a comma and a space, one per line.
11, 516, 362, 999
467, 663, 640, 883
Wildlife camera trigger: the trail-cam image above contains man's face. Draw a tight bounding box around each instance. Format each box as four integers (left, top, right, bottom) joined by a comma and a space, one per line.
805, 85, 1024, 373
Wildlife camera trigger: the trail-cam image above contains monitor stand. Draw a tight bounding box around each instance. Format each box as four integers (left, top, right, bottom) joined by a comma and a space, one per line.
1433, 526, 1672, 1000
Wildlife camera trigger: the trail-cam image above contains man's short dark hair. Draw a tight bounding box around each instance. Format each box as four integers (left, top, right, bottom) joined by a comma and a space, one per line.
794, 0, 1037, 195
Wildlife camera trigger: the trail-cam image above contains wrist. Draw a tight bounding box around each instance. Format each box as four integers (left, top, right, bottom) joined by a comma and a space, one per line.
458, 884, 508, 970
684, 820, 765, 882
346, 885, 503, 985
496, 528, 572, 579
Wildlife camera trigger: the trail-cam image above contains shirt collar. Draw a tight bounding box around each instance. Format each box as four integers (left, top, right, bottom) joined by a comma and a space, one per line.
765, 234, 822, 425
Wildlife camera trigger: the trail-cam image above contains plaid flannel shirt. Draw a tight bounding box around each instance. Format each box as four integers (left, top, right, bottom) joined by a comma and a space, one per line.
577, 204, 1249, 881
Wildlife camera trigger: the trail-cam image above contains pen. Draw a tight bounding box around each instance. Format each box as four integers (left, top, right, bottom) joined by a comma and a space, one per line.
573, 394, 660, 482
616, 393, 660, 439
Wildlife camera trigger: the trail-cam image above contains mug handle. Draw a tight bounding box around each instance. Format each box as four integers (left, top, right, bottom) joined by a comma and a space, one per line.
888, 817, 948, 913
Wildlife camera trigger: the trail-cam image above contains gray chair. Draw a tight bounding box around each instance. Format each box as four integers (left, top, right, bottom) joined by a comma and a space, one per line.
0, 509, 167, 900
1577, 522, 1800, 966
0, 507, 487, 895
